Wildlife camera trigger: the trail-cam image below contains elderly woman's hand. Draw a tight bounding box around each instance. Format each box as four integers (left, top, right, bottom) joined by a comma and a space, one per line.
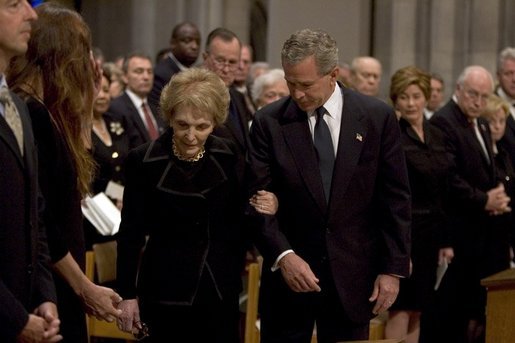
250, 190, 278, 215
117, 299, 143, 334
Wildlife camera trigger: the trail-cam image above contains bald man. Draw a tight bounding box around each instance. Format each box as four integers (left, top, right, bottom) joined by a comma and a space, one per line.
350, 56, 382, 97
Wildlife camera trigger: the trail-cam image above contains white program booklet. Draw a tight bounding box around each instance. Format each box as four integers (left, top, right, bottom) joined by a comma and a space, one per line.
105, 180, 124, 201
434, 259, 448, 290
81, 192, 121, 236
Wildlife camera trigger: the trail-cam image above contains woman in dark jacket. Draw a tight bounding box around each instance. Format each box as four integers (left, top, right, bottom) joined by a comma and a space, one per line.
116, 68, 260, 342
385, 66, 454, 343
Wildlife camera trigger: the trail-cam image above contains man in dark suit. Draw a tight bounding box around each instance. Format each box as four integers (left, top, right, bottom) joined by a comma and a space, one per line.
203, 28, 252, 161
249, 29, 411, 342
109, 52, 165, 147
233, 44, 256, 118
427, 65, 510, 342
149, 22, 201, 110
0, 0, 61, 341
496, 48, 515, 172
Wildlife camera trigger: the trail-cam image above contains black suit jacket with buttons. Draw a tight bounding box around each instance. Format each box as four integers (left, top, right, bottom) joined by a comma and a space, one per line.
0, 92, 56, 341
116, 128, 248, 305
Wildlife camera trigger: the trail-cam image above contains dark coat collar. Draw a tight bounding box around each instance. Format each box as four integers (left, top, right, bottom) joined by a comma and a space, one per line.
141, 128, 237, 195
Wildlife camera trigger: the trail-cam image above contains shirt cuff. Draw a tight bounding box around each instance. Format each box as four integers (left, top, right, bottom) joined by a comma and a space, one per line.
271, 250, 294, 272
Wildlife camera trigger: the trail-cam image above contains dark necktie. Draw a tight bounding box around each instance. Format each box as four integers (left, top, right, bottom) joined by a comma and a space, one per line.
0, 87, 23, 155
470, 120, 490, 164
142, 102, 159, 140
314, 106, 334, 202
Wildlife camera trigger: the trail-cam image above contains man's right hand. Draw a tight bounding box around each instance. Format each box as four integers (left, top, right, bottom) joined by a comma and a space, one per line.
17, 314, 62, 343
278, 253, 321, 292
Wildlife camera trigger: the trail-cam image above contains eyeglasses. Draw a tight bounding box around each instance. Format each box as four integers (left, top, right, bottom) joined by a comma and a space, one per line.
462, 88, 490, 102
134, 322, 149, 341
209, 54, 239, 71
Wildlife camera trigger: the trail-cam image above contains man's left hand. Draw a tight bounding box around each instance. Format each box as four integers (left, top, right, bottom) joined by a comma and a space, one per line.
368, 274, 399, 314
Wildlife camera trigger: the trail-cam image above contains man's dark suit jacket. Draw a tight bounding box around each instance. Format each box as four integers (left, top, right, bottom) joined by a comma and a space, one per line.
430, 99, 501, 324
149, 56, 181, 111
430, 100, 496, 218
108, 91, 165, 147
0, 92, 56, 341
249, 86, 411, 323
213, 87, 252, 174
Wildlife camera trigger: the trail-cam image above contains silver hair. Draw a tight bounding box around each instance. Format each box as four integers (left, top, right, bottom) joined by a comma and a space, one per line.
497, 47, 515, 73
281, 29, 338, 75
251, 68, 285, 104
456, 65, 494, 90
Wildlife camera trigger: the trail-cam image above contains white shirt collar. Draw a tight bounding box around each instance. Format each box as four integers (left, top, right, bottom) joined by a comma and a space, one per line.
309, 83, 343, 121
125, 89, 147, 108
497, 87, 515, 104
168, 52, 188, 72
497, 87, 515, 120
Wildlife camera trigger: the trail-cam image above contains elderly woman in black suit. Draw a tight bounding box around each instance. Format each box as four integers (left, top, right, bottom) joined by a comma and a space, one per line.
116, 68, 274, 342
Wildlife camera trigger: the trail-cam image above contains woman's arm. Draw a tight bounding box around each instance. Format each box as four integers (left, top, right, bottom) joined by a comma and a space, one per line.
53, 252, 122, 322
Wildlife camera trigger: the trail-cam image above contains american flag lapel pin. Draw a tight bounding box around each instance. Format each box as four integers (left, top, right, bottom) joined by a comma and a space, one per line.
356, 133, 363, 142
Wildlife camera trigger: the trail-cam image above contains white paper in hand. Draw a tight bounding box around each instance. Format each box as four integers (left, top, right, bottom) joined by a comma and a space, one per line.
434, 259, 448, 290
81, 192, 121, 236
105, 180, 124, 201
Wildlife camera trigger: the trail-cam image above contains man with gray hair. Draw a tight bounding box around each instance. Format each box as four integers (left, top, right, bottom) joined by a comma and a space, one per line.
249, 28, 411, 342
496, 47, 515, 172
429, 65, 511, 342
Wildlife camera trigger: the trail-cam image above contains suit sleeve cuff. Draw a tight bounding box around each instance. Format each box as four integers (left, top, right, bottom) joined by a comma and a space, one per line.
271, 250, 294, 272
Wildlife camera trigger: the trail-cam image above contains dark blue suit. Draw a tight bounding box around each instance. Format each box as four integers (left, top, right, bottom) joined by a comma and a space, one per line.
249, 86, 411, 341
0, 91, 56, 341
149, 56, 181, 111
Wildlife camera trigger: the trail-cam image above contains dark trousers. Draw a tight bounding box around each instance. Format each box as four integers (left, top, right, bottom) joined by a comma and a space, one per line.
260, 261, 369, 343
140, 273, 240, 343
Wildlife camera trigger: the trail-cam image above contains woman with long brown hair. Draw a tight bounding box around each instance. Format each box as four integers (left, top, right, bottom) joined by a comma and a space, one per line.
8, 3, 121, 342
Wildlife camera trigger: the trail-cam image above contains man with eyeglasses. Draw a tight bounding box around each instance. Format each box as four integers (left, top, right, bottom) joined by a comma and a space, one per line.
428, 66, 511, 342
203, 27, 252, 166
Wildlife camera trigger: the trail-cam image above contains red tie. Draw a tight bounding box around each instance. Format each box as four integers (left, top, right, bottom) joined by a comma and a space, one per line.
142, 102, 158, 140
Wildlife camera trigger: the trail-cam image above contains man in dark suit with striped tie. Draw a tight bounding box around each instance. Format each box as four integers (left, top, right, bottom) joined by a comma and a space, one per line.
0, 0, 61, 341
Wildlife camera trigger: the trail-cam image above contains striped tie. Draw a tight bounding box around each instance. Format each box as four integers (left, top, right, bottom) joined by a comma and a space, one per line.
0, 87, 23, 155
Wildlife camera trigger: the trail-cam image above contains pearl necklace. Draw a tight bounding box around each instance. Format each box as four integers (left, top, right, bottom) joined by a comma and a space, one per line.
172, 140, 205, 162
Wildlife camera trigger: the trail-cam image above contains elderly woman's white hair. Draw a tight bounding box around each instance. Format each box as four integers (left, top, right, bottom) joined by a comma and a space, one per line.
251, 68, 286, 107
